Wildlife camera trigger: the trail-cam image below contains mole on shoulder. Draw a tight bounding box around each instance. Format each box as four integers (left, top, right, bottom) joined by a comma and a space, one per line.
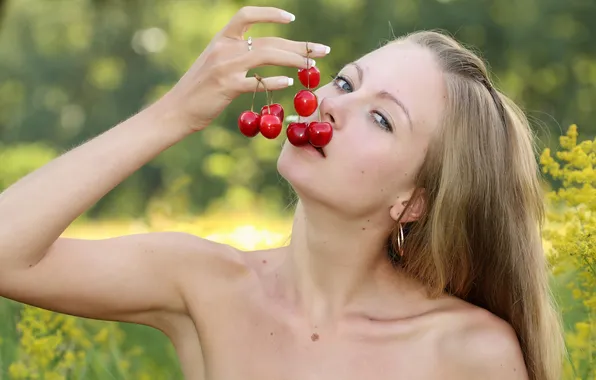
311, 333, 320, 342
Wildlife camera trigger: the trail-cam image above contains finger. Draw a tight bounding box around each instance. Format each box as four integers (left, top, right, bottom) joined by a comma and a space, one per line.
229, 48, 316, 72
253, 37, 331, 58
237, 76, 295, 93
224, 6, 295, 38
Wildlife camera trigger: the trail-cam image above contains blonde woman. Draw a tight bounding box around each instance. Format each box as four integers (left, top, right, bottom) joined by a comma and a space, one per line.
0, 6, 564, 380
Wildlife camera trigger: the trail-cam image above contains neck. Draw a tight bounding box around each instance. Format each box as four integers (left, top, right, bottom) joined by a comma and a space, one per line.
281, 199, 397, 324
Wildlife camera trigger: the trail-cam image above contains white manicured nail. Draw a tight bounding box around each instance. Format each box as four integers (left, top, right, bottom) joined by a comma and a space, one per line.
287, 77, 294, 86
312, 44, 331, 55
282, 11, 295, 22
309, 59, 316, 67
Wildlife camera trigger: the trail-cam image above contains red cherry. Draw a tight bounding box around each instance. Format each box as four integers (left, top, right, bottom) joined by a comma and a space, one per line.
286, 122, 310, 146
259, 114, 282, 139
308, 121, 333, 147
294, 90, 318, 117
298, 66, 321, 89
261, 103, 285, 122
238, 111, 260, 137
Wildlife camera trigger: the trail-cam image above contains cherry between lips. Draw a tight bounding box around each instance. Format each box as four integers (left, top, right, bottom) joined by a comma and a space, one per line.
315, 146, 326, 158
300, 142, 326, 157
237, 42, 333, 152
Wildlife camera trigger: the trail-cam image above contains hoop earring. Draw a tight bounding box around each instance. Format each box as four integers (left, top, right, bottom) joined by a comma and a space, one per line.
396, 223, 405, 257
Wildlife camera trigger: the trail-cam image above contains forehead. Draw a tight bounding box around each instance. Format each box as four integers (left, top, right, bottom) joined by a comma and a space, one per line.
355, 41, 446, 131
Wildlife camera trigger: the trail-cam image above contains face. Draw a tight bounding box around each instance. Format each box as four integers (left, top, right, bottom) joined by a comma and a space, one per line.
277, 41, 446, 221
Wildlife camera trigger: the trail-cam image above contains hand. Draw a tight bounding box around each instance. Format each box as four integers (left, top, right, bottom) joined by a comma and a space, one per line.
157, 6, 331, 133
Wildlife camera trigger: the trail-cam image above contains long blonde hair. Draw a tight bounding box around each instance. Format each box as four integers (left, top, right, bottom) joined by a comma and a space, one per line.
391, 31, 565, 380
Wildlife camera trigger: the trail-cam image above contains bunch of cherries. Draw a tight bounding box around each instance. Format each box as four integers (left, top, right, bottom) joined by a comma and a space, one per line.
236, 75, 286, 140
237, 47, 333, 156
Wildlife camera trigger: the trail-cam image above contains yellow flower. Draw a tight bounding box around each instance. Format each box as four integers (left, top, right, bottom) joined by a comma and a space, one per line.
8, 362, 29, 379
93, 327, 109, 344
572, 288, 583, 299
540, 124, 596, 375
118, 359, 131, 372
44, 371, 66, 380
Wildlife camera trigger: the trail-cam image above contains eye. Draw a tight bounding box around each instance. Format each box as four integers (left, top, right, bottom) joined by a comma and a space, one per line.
331, 73, 393, 132
331, 74, 353, 92
371, 112, 393, 132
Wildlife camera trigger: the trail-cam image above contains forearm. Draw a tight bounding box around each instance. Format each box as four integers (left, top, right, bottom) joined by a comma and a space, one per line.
0, 102, 192, 270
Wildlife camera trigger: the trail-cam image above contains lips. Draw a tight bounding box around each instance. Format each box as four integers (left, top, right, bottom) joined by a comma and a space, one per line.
301, 143, 326, 158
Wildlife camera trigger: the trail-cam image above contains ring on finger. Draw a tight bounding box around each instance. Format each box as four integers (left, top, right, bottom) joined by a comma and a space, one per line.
247, 36, 253, 51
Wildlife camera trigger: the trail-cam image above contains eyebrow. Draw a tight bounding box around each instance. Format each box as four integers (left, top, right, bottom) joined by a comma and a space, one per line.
349, 62, 413, 130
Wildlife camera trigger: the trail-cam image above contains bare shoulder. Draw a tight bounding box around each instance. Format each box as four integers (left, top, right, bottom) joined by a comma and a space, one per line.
159, 231, 250, 277
437, 300, 528, 379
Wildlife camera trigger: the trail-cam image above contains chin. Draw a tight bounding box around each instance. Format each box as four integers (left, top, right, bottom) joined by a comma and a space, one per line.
277, 147, 352, 216
277, 142, 331, 204
278, 148, 389, 221
278, 145, 312, 190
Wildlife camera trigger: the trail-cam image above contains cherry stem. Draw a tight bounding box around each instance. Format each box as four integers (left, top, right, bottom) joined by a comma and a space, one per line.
255, 73, 271, 113
266, 83, 274, 106
306, 41, 312, 88
251, 75, 263, 113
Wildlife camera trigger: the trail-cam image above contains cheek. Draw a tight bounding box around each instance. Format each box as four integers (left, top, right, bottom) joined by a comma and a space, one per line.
340, 141, 402, 191
340, 138, 418, 196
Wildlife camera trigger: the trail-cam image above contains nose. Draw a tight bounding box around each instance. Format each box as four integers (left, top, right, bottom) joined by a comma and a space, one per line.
318, 97, 340, 129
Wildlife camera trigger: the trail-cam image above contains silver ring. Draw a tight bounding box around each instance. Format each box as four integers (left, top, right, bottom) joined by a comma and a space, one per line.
247, 36, 253, 51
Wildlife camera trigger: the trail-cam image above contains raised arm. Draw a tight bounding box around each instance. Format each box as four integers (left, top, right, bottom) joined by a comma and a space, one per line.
0, 6, 328, 329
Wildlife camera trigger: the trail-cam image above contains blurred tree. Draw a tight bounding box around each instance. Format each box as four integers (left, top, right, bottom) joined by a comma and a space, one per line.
0, 0, 594, 218
0, 0, 6, 28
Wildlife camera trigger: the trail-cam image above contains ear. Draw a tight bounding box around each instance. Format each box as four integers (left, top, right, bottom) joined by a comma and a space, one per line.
389, 189, 426, 222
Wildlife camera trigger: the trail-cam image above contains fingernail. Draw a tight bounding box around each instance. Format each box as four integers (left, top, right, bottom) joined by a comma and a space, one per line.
282, 11, 295, 22
277, 77, 293, 87
312, 44, 331, 55
308, 59, 316, 67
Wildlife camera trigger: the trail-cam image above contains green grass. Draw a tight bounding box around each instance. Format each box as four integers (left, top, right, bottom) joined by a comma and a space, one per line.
0, 299, 22, 378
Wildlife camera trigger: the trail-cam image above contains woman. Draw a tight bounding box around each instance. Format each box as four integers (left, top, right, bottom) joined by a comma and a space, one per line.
0, 6, 564, 380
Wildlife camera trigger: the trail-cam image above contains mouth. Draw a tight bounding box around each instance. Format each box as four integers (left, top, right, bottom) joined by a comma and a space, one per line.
300, 143, 326, 158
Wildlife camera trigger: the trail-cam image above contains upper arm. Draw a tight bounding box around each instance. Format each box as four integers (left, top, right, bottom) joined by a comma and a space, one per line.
442, 312, 529, 380
0, 232, 246, 328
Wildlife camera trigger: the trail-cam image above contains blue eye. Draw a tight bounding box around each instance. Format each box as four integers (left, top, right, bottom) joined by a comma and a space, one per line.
331, 74, 393, 133
371, 112, 393, 132
332, 75, 353, 92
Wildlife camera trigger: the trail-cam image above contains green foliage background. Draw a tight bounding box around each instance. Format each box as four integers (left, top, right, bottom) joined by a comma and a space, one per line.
1, 0, 596, 378
2, 0, 596, 216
